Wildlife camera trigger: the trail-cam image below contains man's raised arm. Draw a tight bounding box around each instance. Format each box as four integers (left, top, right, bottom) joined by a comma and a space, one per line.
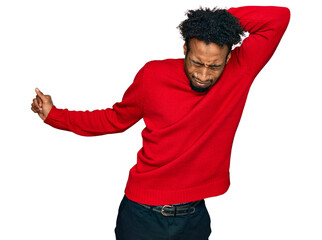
31, 65, 145, 136
228, 6, 291, 76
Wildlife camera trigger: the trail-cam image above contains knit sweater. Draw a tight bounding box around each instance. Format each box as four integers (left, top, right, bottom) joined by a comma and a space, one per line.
44, 6, 290, 205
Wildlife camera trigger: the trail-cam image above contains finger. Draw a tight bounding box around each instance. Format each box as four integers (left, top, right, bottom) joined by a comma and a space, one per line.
32, 99, 42, 111
33, 98, 40, 109
35, 88, 46, 101
31, 103, 39, 113
31, 106, 38, 113
31, 105, 45, 120
31, 103, 40, 113
36, 95, 43, 107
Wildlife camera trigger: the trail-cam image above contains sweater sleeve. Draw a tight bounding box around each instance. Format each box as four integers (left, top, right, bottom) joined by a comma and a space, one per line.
228, 6, 291, 77
44, 65, 145, 136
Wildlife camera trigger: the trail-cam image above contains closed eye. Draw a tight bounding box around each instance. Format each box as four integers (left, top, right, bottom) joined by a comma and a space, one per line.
208, 64, 222, 68
191, 60, 203, 66
191, 59, 222, 69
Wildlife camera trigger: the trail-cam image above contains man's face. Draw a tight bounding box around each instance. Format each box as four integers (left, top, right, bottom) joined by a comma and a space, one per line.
184, 38, 231, 92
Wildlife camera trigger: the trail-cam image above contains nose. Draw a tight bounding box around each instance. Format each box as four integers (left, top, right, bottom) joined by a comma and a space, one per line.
196, 68, 209, 82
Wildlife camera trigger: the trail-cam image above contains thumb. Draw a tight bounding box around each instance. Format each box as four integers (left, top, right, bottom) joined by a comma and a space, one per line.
35, 88, 46, 100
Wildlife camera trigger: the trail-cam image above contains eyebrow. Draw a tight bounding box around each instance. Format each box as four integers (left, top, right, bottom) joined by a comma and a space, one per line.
191, 59, 222, 68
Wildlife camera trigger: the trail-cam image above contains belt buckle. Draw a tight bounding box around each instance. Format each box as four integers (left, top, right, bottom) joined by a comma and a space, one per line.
161, 205, 173, 216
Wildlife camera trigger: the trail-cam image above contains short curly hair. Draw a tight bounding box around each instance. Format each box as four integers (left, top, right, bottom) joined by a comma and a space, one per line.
178, 7, 245, 53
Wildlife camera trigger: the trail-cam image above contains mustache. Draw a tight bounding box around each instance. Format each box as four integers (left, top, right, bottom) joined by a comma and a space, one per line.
192, 75, 213, 83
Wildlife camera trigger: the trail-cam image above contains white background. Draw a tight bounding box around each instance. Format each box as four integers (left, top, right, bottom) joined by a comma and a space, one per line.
1, 0, 321, 239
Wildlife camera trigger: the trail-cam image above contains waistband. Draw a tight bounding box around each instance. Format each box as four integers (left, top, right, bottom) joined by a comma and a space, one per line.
137, 199, 203, 217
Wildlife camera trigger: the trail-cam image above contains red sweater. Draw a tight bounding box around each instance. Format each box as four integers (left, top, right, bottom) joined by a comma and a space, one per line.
44, 6, 290, 205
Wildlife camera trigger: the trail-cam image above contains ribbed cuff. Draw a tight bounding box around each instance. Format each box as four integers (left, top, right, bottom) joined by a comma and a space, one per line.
44, 105, 69, 131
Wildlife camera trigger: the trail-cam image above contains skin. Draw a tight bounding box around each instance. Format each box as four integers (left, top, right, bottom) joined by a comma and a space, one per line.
184, 38, 231, 92
31, 88, 53, 121
31, 38, 231, 120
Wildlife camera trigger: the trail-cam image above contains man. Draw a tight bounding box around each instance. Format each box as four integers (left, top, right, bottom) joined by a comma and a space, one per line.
31, 6, 290, 240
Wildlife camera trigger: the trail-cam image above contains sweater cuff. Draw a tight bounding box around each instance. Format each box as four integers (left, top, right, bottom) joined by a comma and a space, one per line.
44, 105, 69, 131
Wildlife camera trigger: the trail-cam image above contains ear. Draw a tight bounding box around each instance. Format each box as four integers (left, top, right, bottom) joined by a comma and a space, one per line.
226, 52, 231, 64
183, 42, 187, 56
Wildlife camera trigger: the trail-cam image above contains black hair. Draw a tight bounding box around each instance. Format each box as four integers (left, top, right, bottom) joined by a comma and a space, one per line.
178, 7, 245, 53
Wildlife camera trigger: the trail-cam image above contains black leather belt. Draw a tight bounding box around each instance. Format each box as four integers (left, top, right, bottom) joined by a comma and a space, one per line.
137, 200, 202, 217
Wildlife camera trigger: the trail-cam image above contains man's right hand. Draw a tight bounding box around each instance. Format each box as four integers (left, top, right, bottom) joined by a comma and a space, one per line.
31, 88, 53, 121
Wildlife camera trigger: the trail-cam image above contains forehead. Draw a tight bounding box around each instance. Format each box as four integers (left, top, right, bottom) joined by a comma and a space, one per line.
189, 38, 228, 63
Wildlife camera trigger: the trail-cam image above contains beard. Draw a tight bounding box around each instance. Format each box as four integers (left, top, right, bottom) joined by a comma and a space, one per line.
189, 79, 211, 92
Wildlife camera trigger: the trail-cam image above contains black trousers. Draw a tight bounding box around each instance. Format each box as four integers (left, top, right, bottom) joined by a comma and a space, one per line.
115, 195, 211, 240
